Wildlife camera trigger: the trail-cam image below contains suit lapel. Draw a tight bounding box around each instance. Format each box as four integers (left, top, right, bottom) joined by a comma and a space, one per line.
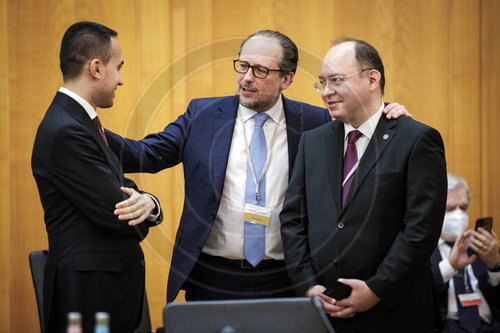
471, 258, 488, 293
82, 115, 125, 180
342, 117, 397, 211
326, 120, 345, 216
54, 92, 124, 181
283, 95, 303, 178
211, 96, 239, 200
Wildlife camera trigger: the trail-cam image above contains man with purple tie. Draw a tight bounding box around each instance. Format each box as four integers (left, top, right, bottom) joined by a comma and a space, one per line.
280, 38, 447, 333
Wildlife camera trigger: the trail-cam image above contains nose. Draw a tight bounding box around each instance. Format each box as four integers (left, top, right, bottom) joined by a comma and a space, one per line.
321, 82, 336, 98
118, 74, 123, 86
242, 67, 256, 81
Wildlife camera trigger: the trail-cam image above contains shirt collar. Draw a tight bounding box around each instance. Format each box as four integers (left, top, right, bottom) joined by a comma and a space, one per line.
59, 87, 97, 120
344, 101, 384, 140
239, 94, 284, 125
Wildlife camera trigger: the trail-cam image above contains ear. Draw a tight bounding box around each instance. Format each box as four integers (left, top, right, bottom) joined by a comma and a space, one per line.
89, 59, 103, 79
367, 69, 381, 92
279, 72, 295, 91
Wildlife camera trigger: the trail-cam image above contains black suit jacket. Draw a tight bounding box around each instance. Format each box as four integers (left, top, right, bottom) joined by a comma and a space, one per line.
32, 92, 161, 333
105, 95, 331, 302
430, 247, 500, 326
280, 116, 447, 333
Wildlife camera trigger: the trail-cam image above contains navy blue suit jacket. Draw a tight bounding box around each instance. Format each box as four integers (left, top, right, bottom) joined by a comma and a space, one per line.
106, 94, 331, 302
430, 247, 500, 325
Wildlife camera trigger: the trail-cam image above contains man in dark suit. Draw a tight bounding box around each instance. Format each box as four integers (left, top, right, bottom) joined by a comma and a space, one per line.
280, 38, 447, 333
106, 30, 409, 303
31, 22, 162, 333
431, 173, 500, 333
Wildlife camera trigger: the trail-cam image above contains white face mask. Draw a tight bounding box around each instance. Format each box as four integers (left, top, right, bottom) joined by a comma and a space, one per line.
441, 209, 469, 241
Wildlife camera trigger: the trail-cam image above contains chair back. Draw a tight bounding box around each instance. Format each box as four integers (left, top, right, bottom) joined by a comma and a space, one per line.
134, 291, 152, 333
29, 250, 152, 333
29, 250, 48, 333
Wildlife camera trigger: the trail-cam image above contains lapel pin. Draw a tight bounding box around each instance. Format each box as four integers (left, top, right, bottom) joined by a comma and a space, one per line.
383, 134, 389, 140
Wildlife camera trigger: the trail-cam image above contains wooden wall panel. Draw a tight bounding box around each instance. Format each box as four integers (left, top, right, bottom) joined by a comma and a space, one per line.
1, 0, 498, 331
446, 0, 482, 225
481, 0, 500, 233
0, 0, 11, 331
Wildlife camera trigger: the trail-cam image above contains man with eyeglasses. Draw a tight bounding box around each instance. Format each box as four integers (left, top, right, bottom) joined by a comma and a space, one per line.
105, 31, 409, 302
280, 38, 447, 332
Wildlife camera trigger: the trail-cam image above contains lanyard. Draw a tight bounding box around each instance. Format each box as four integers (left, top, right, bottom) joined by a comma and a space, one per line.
242, 113, 279, 203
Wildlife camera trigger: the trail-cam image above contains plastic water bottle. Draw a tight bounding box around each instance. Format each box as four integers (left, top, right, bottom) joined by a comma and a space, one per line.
94, 312, 110, 333
66, 312, 82, 333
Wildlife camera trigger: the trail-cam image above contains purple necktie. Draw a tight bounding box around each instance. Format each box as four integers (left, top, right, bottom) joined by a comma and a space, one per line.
342, 130, 362, 206
93, 116, 109, 146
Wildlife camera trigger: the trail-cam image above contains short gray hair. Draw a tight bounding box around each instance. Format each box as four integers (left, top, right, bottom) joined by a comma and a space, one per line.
447, 173, 471, 203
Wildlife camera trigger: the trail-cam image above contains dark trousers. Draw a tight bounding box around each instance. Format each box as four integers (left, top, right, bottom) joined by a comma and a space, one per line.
440, 319, 500, 333
184, 253, 295, 300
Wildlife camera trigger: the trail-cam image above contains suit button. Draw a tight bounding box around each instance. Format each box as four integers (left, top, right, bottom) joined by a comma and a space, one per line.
140, 259, 145, 266
210, 213, 216, 219
337, 222, 344, 229
333, 259, 338, 267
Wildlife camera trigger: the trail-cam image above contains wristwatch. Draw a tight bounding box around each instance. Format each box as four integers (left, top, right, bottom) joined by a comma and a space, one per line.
488, 262, 500, 272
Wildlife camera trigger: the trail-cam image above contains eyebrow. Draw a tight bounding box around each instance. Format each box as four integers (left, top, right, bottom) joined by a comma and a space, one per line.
318, 73, 342, 80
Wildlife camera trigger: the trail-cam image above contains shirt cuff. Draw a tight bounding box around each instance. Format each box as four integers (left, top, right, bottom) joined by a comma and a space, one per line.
145, 193, 161, 224
487, 269, 500, 287
439, 257, 457, 283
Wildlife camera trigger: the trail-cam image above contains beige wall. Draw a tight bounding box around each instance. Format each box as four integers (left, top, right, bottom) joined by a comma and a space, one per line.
1, 0, 499, 331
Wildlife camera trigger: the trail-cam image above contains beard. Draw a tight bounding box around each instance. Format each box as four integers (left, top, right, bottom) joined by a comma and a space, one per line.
237, 82, 281, 112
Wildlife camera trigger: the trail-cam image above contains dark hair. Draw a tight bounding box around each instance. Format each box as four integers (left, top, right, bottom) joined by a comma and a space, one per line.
59, 21, 117, 81
332, 37, 385, 95
239, 30, 298, 76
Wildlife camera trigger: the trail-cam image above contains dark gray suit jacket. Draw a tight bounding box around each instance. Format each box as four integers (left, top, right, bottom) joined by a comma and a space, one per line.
281, 116, 447, 333
32, 92, 161, 333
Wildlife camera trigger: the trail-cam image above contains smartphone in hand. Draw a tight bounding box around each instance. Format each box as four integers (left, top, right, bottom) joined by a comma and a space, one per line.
475, 217, 493, 233
323, 280, 352, 300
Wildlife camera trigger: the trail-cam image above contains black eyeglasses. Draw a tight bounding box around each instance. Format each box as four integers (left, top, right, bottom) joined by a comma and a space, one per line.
233, 60, 283, 79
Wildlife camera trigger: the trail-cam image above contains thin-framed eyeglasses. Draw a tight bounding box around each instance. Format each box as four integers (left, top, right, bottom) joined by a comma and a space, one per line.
313, 68, 372, 92
233, 60, 284, 79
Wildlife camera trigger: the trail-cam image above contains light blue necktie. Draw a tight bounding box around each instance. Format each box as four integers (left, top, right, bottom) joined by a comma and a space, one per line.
244, 113, 269, 266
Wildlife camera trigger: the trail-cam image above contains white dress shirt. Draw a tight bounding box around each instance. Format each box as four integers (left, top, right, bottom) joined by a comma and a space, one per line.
203, 95, 289, 260
437, 238, 500, 323
343, 102, 384, 159
59, 87, 97, 119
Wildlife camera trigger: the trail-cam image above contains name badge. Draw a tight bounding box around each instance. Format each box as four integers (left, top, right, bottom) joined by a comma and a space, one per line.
457, 293, 483, 307
243, 203, 271, 226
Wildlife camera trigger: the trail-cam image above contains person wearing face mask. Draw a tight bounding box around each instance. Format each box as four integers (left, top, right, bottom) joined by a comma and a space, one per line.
431, 173, 500, 333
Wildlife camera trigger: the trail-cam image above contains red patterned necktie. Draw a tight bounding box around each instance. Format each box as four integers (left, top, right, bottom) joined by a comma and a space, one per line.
342, 130, 362, 206
93, 116, 109, 146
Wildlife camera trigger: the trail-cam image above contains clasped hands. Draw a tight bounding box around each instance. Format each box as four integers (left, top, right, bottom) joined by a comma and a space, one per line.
307, 279, 380, 318
114, 187, 156, 226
